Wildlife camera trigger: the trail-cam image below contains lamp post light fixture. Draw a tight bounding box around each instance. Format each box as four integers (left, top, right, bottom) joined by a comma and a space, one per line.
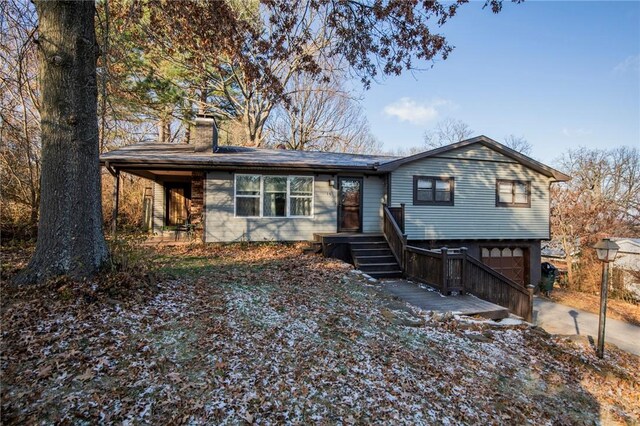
593, 238, 620, 358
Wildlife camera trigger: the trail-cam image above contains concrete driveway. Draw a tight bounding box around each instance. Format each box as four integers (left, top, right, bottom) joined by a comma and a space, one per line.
533, 297, 640, 356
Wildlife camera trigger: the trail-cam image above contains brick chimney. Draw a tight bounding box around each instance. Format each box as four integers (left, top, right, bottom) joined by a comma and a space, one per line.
193, 114, 218, 152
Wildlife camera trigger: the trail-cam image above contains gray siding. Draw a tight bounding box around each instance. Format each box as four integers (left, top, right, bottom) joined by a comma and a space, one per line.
390, 143, 552, 240
204, 171, 338, 242
152, 180, 165, 233
362, 175, 385, 233
433, 143, 518, 163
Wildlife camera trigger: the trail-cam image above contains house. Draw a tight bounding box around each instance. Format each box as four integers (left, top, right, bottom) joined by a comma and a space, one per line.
101, 115, 570, 289
611, 238, 640, 300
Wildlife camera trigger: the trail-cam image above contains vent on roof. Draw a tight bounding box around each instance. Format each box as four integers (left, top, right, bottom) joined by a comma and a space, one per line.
193, 114, 218, 153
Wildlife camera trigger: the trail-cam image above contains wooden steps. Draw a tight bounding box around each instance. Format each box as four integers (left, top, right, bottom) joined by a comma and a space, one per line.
350, 236, 402, 279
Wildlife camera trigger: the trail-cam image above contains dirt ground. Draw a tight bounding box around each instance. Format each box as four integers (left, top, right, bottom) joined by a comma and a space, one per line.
549, 287, 640, 327
2, 243, 639, 424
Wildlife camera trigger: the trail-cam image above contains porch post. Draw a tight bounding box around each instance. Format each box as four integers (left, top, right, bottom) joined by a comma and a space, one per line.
460, 247, 467, 295
400, 203, 405, 233
526, 285, 535, 323
441, 247, 449, 295
112, 169, 120, 236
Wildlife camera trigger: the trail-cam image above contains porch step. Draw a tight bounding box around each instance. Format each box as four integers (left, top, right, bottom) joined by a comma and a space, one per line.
363, 270, 404, 279
352, 248, 394, 257
358, 262, 401, 272
350, 238, 402, 279
350, 241, 388, 250
354, 254, 397, 263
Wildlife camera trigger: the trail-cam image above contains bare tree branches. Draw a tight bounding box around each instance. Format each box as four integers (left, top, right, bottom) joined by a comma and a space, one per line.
423, 118, 473, 149
267, 73, 382, 154
503, 134, 532, 156
551, 146, 640, 290
0, 0, 41, 233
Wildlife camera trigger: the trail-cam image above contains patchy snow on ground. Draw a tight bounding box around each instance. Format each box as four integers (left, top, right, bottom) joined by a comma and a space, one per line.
2, 243, 639, 425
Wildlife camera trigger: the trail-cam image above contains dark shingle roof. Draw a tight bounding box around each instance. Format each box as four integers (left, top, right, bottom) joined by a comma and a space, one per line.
100, 136, 570, 181
100, 143, 397, 172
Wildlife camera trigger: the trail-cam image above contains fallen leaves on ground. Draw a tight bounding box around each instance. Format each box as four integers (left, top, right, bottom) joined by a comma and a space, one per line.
1, 243, 639, 424
550, 288, 640, 327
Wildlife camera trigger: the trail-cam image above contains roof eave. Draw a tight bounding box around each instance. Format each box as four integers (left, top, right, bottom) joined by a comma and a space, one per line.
378, 135, 571, 181
99, 158, 381, 173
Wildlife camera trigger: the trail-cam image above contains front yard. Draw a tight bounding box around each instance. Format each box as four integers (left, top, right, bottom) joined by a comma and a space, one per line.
1, 243, 639, 424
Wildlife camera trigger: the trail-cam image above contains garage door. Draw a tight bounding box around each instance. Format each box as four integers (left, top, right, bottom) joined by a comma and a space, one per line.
481, 247, 526, 285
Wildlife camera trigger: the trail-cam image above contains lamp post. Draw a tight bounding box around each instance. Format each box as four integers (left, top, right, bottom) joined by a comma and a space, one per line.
593, 238, 619, 358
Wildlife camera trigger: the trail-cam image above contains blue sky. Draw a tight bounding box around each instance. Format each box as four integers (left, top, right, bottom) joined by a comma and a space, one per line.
355, 1, 640, 164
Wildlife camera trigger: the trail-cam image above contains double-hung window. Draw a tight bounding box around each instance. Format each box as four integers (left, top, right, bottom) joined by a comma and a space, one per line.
235, 175, 261, 217
289, 177, 313, 217
413, 176, 454, 205
235, 174, 313, 217
496, 180, 530, 207
263, 176, 287, 217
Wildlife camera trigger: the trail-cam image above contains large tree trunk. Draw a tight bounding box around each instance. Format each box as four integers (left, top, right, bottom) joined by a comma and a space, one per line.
16, 1, 108, 284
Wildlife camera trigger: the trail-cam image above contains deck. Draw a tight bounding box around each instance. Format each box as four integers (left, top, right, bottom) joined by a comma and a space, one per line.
381, 280, 510, 320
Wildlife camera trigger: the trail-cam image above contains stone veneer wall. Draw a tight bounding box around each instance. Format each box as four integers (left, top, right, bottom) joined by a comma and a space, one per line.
191, 172, 205, 240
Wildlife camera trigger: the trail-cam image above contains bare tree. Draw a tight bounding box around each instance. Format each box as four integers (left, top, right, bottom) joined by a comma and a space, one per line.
423, 118, 473, 149
503, 134, 532, 156
551, 146, 640, 290
267, 73, 382, 154
0, 1, 41, 234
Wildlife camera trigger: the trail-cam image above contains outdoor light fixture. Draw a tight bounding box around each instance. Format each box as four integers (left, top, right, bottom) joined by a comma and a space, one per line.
594, 238, 620, 263
593, 238, 620, 358
329, 179, 335, 188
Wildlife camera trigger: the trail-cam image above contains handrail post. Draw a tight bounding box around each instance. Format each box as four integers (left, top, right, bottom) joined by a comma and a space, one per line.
526, 284, 534, 322
400, 203, 405, 233
460, 247, 467, 295
441, 247, 449, 294
402, 234, 408, 271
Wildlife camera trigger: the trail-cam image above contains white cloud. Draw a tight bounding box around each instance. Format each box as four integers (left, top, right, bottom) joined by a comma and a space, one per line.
613, 54, 640, 74
562, 127, 592, 137
383, 97, 454, 125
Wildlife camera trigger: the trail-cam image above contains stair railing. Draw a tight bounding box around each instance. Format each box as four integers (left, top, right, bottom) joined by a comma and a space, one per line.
381, 203, 533, 321
382, 204, 407, 268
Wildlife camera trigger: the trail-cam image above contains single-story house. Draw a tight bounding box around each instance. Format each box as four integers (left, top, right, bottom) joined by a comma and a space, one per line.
101, 115, 570, 287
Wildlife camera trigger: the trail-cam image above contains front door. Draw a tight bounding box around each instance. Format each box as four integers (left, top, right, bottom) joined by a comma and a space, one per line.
166, 183, 191, 226
338, 177, 362, 232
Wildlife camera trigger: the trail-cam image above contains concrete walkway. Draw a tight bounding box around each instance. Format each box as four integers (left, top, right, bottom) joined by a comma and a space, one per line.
534, 297, 640, 356
381, 280, 509, 319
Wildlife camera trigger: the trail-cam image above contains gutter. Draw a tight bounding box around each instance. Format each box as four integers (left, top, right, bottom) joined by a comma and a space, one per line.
99, 159, 385, 174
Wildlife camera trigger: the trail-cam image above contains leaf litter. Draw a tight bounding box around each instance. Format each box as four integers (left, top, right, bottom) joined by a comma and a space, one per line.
1, 242, 638, 424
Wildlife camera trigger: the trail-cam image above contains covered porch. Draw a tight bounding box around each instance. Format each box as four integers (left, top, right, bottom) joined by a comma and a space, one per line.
105, 165, 205, 242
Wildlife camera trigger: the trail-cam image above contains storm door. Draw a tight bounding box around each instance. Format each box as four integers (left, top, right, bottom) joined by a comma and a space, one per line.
338, 177, 363, 232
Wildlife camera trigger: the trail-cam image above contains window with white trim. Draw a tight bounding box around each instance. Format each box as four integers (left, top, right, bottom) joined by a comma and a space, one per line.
496, 180, 530, 207
235, 175, 261, 217
289, 176, 313, 216
263, 176, 287, 217
235, 174, 313, 217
